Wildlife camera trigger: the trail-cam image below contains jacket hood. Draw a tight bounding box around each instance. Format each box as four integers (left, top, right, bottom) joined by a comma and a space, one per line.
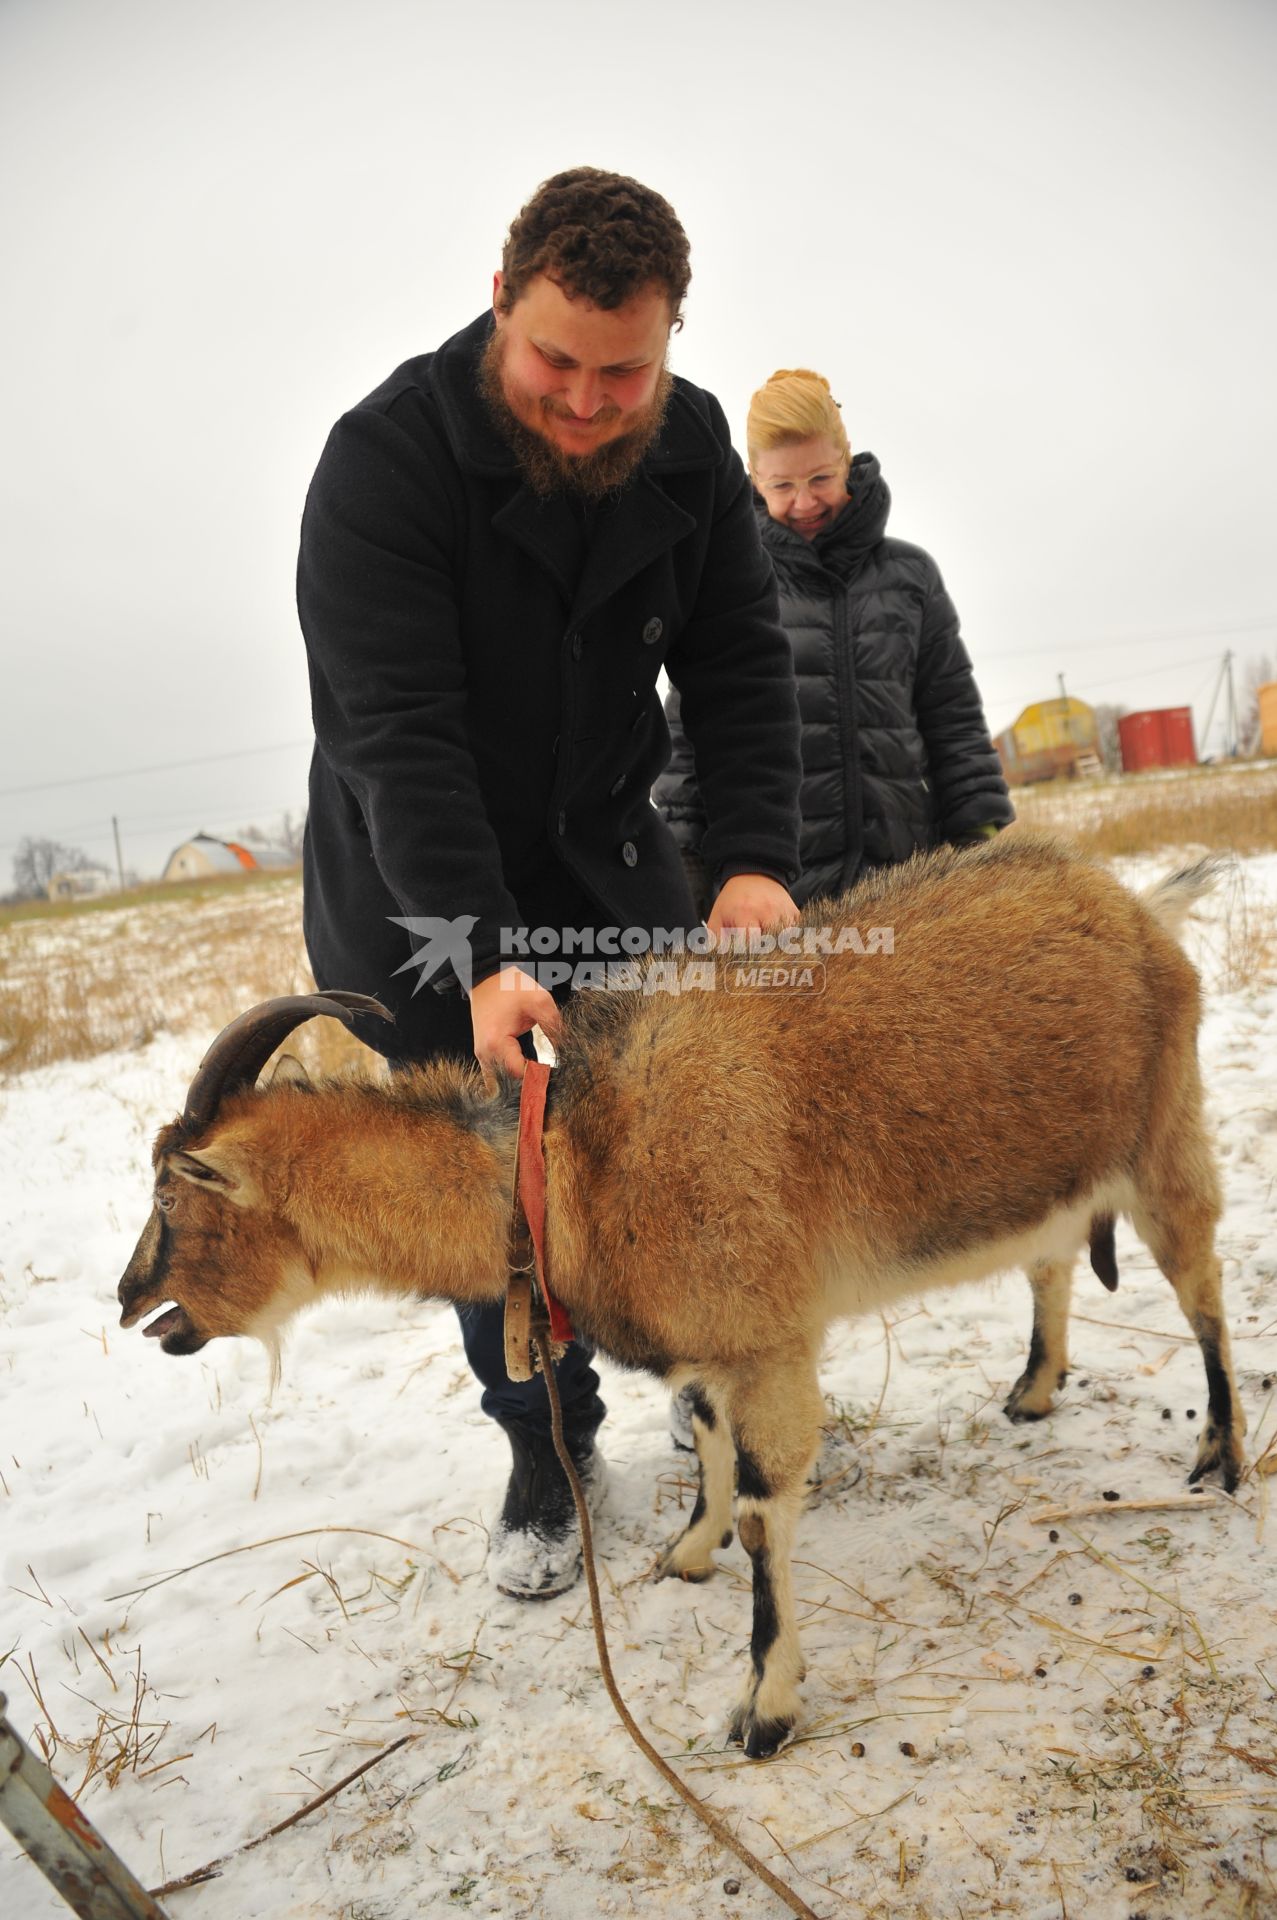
756, 451, 891, 582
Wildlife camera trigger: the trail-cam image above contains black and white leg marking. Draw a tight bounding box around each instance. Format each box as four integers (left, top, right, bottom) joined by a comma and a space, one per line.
1005, 1257, 1074, 1423
656, 1381, 734, 1582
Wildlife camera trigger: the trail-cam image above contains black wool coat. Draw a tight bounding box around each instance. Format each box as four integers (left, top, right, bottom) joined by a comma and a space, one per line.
654, 453, 1012, 905
298, 313, 801, 1054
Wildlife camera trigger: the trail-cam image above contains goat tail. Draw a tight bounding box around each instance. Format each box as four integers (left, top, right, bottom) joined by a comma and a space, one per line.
1089, 1213, 1119, 1292
1141, 855, 1231, 942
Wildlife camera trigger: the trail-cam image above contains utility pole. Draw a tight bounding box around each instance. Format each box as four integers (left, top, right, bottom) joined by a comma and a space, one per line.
111, 816, 126, 893
1058, 673, 1070, 740
1201, 651, 1233, 760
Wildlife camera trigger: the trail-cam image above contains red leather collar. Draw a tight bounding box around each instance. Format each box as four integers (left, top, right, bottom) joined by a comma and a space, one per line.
516, 1061, 574, 1344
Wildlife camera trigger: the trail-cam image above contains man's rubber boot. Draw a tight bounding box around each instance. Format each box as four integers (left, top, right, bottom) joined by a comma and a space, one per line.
488, 1419, 607, 1599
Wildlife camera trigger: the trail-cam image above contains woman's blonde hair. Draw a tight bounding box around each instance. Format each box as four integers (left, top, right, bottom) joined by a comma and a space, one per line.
746, 368, 850, 472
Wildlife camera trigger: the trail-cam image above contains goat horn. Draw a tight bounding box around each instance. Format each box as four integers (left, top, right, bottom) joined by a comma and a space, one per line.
181, 991, 394, 1135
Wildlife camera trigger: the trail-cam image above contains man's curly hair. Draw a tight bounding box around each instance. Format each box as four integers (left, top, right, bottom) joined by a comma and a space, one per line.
498, 167, 691, 326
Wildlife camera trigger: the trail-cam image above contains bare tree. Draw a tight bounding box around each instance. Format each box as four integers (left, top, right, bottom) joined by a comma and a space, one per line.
1092, 703, 1128, 773
278, 808, 307, 862
1238, 653, 1274, 756
12, 836, 93, 900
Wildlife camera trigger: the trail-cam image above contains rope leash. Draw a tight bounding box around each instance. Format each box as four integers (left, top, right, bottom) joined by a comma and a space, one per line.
533, 1329, 821, 1920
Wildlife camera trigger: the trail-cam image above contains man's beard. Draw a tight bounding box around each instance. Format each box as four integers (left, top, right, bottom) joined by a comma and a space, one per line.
479, 332, 674, 500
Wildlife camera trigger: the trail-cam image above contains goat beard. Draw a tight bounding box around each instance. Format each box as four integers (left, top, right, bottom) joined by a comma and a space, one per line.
478, 331, 674, 501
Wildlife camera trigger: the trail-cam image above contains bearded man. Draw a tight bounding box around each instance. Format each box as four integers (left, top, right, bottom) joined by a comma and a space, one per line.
298, 167, 801, 1598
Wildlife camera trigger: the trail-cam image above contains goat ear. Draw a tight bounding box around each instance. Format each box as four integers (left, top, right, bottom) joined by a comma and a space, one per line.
265, 1052, 311, 1089
166, 1147, 251, 1201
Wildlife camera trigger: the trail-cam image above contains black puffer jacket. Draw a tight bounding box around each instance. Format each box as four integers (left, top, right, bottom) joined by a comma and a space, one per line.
654, 452, 1012, 904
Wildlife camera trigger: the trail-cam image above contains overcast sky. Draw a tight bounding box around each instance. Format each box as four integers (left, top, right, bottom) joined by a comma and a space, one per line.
2, 0, 1275, 882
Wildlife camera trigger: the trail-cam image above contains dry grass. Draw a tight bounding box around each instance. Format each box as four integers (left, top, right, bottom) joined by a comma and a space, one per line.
3, 764, 1275, 1081
6, 1639, 190, 1800
1006, 764, 1277, 992
0, 871, 367, 1081
1206, 863, 1277, 993
1010, 760, 1277, 859
0, 870, 298, 932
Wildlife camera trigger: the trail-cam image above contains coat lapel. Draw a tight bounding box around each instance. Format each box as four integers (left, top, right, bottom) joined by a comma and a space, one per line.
490, 471, 696, 619
490, 489, 583, 604
570, 474, 695, 627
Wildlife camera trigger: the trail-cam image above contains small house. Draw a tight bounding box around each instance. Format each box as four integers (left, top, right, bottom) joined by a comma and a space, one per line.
995, 697, 1101, 787
162, 833, 296, 883
47, 867, 114, 902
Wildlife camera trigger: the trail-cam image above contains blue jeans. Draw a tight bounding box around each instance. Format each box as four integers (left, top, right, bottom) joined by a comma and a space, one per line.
456, 1300, 604, 1436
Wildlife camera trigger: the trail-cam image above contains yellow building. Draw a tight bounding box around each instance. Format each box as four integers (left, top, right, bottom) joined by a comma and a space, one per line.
1259, 681, 1277, 757
995, 697, 1100, 786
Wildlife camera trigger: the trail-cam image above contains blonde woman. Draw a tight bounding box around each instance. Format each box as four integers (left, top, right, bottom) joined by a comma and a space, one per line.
656, 369, 1011, 906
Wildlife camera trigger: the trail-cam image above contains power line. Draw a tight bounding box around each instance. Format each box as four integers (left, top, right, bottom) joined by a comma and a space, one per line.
991, 651, 1242, 735
0, 737, 312, 801
995, 652, 1220, 708
0, 794, 307, 859
8, 619, 1275, 797
979, 633, 1254, 665
1093, 616, 1277, 645
11, 790, 307, 844
1189, 659, 1224, 704
974, 618, 1277, 666
1073, 651, 1221, 695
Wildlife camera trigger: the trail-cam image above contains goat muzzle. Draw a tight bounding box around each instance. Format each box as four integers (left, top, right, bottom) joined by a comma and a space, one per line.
117, 1214, 209, 1352
140, 1302, 207, 1354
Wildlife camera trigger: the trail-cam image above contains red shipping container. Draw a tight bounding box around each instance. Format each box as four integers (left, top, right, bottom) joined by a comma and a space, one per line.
1118, 707, 1197, 773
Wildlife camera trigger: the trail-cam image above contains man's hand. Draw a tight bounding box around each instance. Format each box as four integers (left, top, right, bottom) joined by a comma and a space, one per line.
706, 873, 800, 940
470, 967, 563, 1080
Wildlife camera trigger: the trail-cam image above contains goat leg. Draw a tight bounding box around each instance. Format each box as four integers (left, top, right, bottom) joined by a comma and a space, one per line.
1130, 1172, 1245, 1492
656, 1380, 734, 1582
1182, 1295, 1246, 1493
1004, 1257, 1074, 1422
722, 1357, 823, 1759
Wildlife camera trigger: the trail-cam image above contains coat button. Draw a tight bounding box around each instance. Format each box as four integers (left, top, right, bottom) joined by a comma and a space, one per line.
570, 630, 583, 660
557, 810, 567, 836
642, 616, 663, 645
621, 840, 638, 866
609, 775, 626, 796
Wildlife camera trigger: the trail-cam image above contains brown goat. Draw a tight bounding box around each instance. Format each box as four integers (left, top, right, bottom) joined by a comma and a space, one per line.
117, 837, 1244, 1757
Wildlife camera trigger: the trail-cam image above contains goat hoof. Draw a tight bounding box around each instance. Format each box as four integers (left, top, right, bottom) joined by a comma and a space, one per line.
746, 1718, 794, 1760
1003, 1378, 1053, 1424
1187, 1427, 1242, 1495
654, 1546, 716, 1584
728, 1702, 795, 1759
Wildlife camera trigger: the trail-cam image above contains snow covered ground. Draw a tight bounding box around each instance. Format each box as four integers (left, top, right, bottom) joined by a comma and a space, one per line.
2, 857, 1276, 1919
